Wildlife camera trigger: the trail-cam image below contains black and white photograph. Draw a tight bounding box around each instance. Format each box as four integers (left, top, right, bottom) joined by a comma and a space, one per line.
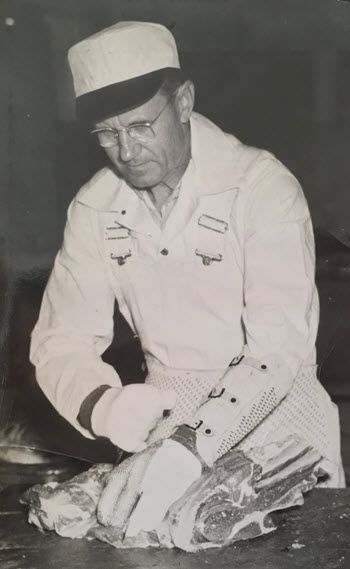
0, 1, 350, 567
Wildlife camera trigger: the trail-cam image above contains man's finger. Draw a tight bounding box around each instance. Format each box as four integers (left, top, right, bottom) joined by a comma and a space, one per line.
97, 460, 132, 526
129, 441, 148, 453
111, 435, 148, 453
109, 452, 151, 528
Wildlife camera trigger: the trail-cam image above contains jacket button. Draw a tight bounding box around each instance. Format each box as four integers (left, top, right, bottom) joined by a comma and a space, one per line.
160, 248, 169, 256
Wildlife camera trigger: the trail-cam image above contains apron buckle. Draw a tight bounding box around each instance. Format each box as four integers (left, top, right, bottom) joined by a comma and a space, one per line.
110, 250, 132, 265
198, 214, 228, 233
195, 249, 223, 266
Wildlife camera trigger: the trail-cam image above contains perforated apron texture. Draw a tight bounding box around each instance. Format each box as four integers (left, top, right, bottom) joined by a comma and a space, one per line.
145, 356, 345, 488
145, 356, 223, 443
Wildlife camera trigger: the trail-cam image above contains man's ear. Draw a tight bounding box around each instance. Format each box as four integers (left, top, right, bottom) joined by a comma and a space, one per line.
176, 80, 195, 123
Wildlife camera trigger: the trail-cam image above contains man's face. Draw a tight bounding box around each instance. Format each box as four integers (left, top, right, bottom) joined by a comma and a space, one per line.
94, 85, 193, 189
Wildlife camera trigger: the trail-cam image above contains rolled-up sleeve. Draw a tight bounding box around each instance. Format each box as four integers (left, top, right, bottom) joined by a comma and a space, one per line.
241, 161, 319, 378
30, 198, 121, 437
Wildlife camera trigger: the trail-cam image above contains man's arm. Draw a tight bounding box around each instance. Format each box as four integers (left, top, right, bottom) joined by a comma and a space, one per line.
30, 196, 176, 446
241, 161, 318, 377
30, 197, 120, 437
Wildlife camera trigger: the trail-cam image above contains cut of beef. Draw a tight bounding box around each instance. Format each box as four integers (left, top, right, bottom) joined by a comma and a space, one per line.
22, 435, 322, 551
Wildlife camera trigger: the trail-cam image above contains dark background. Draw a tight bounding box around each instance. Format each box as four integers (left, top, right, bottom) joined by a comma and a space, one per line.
0, 0, 350, 471
1, 0, 350, 276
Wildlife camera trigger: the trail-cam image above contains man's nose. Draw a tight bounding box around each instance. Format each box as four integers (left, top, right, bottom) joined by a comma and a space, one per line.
118, 131, 141, 162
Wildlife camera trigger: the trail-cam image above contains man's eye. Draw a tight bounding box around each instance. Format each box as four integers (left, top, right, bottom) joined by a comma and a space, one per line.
103, 131, 118, 138
129, 124, 153, 139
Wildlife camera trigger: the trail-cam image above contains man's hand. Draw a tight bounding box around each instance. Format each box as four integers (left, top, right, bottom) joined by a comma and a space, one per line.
97, 445, 160, 529
97, 438, 203, 536
91, 384, 177, 452
125, 438, 203, 536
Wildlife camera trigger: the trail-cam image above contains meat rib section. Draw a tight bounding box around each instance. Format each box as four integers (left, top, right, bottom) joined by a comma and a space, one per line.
21, 435, 322, 551
166, 436, 322, 551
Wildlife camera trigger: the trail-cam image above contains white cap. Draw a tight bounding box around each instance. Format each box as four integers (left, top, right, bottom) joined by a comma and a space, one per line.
68, 21, 181, 122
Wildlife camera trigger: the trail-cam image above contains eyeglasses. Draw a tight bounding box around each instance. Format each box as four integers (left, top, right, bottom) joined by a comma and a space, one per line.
91, 95, 174, 148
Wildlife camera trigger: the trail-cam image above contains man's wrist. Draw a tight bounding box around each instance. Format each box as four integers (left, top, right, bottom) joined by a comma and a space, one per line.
90, 386, 122, 438
77, 385, 112, 433
171, 425, 208, 469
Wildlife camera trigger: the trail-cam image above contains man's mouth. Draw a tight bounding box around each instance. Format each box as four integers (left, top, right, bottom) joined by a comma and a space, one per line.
127, 161, 148, 169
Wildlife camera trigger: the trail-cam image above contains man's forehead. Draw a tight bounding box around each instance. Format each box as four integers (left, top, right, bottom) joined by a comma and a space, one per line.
95, 91, 166, 128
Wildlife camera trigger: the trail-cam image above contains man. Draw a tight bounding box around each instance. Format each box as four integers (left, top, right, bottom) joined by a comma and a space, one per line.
30, 21, 344, 534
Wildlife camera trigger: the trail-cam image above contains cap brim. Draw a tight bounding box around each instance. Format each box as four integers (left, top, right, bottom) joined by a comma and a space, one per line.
76, 67, 178, 123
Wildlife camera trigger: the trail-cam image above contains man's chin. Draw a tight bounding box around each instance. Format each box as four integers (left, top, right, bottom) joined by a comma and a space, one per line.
122, 170, 161, 189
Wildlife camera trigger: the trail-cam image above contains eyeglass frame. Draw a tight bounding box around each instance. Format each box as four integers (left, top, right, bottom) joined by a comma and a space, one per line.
90, 93, 176, 148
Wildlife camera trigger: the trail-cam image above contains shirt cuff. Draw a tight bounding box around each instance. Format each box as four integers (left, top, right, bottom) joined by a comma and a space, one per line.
77, 384, 112, 433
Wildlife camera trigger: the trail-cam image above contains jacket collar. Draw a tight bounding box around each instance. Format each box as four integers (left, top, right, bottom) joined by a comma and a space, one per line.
189, 112, 244, 196
76, 112, 244, 212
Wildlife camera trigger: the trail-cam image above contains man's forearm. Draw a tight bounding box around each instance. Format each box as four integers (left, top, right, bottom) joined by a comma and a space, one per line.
170, 351, 294, 467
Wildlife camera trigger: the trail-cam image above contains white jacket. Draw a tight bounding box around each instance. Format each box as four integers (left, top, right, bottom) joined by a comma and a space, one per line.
30, 112, 319, 436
